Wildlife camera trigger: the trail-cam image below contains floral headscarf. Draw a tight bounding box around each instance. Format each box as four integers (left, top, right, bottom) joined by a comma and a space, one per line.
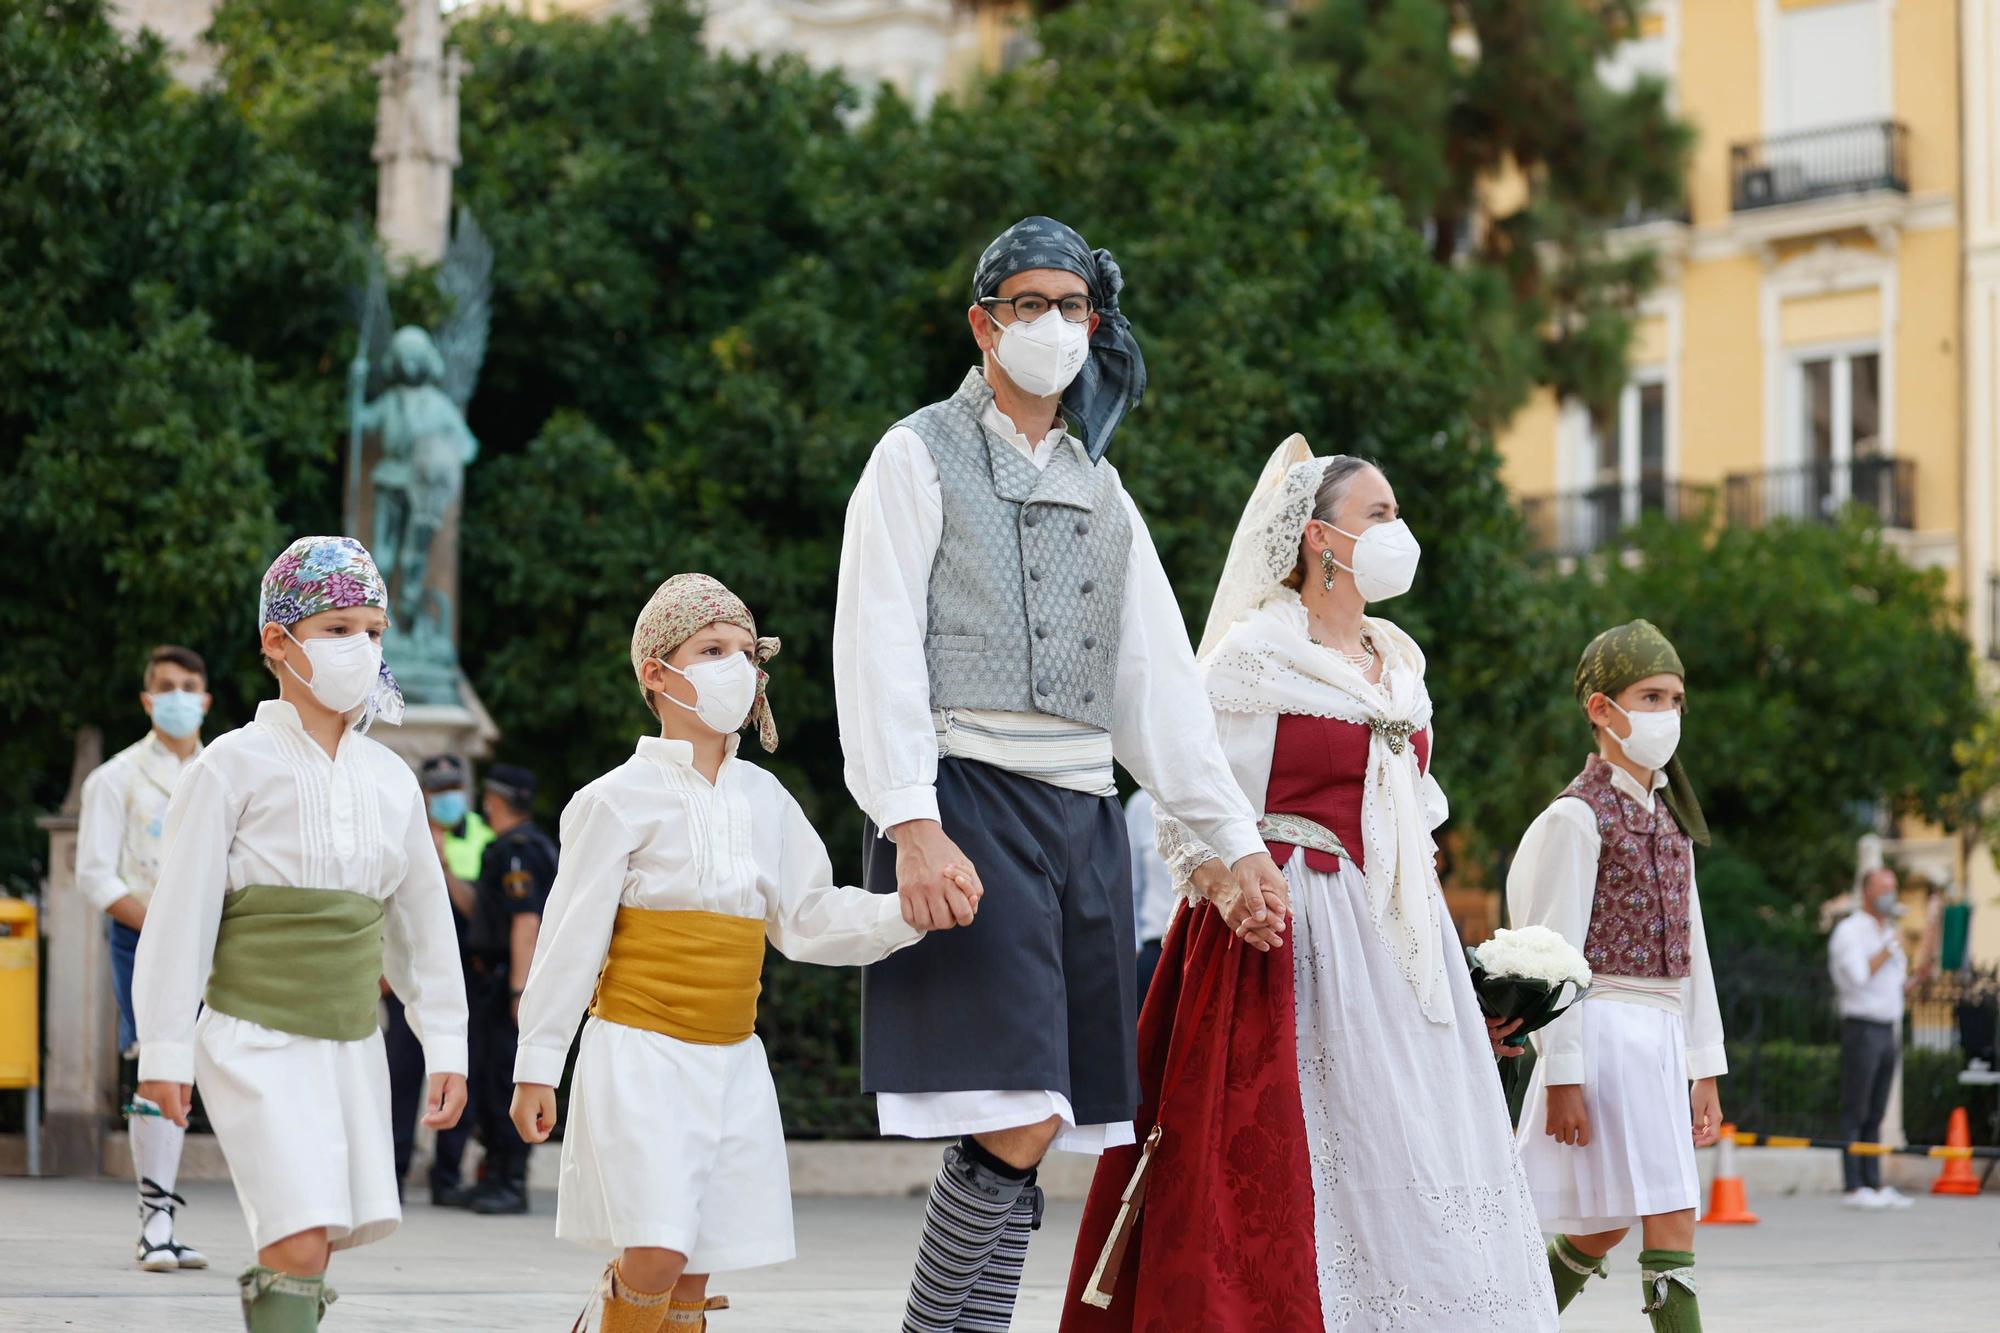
1574, 618, 1707, 846
630, 573, 781, 752
259, 535, 404, 729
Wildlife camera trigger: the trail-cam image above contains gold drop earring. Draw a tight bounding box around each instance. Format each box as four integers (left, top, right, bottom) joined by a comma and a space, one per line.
1320, 547, 1338, 591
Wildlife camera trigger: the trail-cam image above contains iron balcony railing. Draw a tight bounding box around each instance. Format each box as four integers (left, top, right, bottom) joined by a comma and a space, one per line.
1730, 119, 1909, 212
1989, 572, 2000, 663
1722, 456, 1915, 530
1520, 476, 1710, 558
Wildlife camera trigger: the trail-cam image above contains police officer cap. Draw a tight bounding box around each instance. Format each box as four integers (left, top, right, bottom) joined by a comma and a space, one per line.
419, 754, 468, 792
484, 763, 537, 805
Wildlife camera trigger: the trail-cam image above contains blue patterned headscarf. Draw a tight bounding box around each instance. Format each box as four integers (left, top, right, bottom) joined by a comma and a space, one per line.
973, 215, 1146, 462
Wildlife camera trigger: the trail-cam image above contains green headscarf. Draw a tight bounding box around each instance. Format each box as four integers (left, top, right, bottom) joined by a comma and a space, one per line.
1573, 619, 1710, 847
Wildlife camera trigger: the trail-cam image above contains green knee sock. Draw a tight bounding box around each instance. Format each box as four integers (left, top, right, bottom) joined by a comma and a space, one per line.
1547, 1235, 1608, 1312
1637, 1249, 1700, 1333
239, 1266, 336, 1331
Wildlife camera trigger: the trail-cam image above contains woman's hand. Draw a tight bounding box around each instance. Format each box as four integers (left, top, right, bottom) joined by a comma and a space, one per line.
1189, 857, 1232, 901
1486, 1015, 1525, 1057
1197, 856, 1286, 952
1690, 1077, 1722, 1147
1545, 1083, 1591, 1148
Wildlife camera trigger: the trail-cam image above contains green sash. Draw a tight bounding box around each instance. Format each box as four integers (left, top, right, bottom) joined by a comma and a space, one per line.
204, 886, 384, 1041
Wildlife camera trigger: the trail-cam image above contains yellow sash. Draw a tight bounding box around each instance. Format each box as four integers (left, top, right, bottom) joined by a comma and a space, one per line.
588, 908, 766, 1045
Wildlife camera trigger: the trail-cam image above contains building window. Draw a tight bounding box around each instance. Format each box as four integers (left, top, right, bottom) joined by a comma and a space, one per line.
1774, 0, 1883, 134
1586, 377, 1671, 523
1791, 348, 1881, 516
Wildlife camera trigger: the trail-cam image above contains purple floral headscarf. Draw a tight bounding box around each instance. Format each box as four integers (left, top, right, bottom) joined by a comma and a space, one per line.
259, 536, 404, 728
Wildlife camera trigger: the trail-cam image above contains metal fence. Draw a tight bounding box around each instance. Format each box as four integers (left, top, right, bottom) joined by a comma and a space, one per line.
1519, 478, 1711, 558
1730, 119, 1909, 211
1714, 949, 2000, 1145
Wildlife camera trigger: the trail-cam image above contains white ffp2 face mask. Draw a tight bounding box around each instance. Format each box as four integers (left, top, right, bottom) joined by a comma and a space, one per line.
991, 309, 1090, 399
1330, 519, 1422, 603
657, 653, 758, 736
282, 627, 383, 715
1608, 699, 1681, 770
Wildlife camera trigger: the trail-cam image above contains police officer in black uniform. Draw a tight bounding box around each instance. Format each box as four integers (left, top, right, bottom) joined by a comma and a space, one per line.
463, 763, 558, 1215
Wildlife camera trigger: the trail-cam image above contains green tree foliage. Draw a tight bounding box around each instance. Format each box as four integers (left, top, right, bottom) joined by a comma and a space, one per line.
1293, 0, 1693, 416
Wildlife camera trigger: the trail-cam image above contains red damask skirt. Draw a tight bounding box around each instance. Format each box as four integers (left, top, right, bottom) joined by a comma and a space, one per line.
1060, 898, 1323, 1332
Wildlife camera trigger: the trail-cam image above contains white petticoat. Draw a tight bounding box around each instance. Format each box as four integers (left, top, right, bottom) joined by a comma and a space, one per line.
194, 1009, 400, 1252
1287, 855, 1558, 1331
555, 1016, 794, 1272
1515, 999, 1701, 1233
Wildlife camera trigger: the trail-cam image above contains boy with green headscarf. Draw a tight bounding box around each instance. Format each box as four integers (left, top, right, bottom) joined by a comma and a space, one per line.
1506, 620, 1727, 1333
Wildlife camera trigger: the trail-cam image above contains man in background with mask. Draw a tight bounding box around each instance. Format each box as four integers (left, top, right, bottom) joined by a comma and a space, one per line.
833, 215, 1285, 1332
386, 754, 489, 1203
460, 763, 555, 1215
1829, 866, 1916, 1211
1508, 620, 1726, 1332
75, 644, 212, 1272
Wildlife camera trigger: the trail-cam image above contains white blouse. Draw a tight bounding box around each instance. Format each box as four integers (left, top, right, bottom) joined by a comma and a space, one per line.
1505, 761, 1726, 1087
832, 398, 1262, 867
133, 701, 468, 1086
514, 736, 923, 1087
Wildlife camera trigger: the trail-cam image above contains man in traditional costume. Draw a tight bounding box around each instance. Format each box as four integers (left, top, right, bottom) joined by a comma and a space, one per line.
833, 215, 1288, 1333
134, 536, 468, 1330
76, 644, 214, 1271
1509, 620, 1726, 1333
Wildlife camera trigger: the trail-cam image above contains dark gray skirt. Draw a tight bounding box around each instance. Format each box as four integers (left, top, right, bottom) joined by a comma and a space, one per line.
860, 757, 1138, 1128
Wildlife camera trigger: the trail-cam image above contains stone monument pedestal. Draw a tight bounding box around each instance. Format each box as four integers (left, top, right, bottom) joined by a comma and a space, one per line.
370, 679, 500, 774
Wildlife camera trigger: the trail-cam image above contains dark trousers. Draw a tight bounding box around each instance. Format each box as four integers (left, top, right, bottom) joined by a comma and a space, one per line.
468, 965, 526, 1178
1839, 1016, 1899, 1191
385, 992, 471, 1191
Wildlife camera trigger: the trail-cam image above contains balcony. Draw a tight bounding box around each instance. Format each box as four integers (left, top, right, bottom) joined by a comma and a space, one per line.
1520, 477, 1710, 558
1722, 457, 1915, 530
1730, 120, 1908, 212
1989, 573, 2000, 663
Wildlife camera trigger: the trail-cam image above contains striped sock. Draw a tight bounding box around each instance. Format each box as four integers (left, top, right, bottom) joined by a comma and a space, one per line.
902, 1142, 1030, 1333
956, 1174, 1042, 1331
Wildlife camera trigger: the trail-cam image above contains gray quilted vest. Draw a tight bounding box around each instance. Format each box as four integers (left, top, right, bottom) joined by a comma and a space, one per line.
902, 369, 1131, 731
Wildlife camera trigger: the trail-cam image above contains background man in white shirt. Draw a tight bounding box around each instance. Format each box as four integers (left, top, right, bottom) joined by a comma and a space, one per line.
1828, 868, 1915, 1210
74, 644, 211, 1272
1123, 787, 1175, 1004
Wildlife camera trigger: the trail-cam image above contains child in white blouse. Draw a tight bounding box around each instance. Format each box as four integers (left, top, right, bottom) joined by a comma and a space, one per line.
133, 536, 467, 1330
510, 574, 972, 1332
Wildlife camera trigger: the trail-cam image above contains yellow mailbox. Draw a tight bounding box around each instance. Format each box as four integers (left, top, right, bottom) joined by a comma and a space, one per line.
0, 897, 37, 1089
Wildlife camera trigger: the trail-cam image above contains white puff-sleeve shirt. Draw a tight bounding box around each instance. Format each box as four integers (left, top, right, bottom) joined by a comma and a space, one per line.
514, 736, 923, 1087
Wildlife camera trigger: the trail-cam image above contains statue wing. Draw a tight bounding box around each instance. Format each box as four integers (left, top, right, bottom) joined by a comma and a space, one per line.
350, 228, 395, 400
435, 207, 493, 412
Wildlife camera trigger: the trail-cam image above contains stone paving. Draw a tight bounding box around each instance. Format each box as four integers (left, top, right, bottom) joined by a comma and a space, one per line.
1, 1177, 1995, 1330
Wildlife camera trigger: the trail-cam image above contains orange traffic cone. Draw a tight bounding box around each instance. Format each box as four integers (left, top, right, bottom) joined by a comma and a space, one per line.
1700, 1124, 1759, 1225
1931, 1107, 1982, 1196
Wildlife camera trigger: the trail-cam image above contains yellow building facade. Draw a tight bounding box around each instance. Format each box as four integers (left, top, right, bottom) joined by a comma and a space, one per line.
1498, 0, 2000, 961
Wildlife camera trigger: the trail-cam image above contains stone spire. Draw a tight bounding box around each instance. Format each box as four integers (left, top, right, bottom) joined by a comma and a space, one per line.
372, 1, 465, 267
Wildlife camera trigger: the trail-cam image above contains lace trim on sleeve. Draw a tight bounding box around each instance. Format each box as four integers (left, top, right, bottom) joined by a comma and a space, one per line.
1156, 812, 1221, 900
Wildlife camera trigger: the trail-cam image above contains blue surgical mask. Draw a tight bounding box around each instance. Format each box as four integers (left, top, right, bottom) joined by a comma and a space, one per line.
428, 790, 469, 828
149, 689, 205, 740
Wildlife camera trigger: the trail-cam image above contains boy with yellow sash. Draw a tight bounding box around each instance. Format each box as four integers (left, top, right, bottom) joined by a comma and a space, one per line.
510, 574, 964, 1332
133, 536, 469, 1330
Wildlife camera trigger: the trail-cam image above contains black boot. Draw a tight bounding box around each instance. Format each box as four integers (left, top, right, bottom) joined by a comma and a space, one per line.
469, 1157, 528, 1215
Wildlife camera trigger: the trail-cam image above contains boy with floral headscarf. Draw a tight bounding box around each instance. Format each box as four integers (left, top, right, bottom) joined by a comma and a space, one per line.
509, 574, 960, 1332
1507, 620, 1726, 1333
133, 536, 468, 1331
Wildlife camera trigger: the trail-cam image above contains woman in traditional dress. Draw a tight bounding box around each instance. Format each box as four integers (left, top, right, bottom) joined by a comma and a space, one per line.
1061, 438, 1558, 1332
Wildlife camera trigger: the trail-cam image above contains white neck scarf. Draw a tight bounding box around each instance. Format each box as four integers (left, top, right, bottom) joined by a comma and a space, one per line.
1203, 593, 1452, 1025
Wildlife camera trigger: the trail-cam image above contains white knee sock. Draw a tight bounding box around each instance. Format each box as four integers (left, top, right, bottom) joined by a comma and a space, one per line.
131, 1097, 186, 1244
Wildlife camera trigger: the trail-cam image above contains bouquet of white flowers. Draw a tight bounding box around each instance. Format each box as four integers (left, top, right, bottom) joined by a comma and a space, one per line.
1465, 926, 1592, 1121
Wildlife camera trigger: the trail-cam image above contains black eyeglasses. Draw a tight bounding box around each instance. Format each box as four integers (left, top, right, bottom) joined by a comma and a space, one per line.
979, 292, 1094, 324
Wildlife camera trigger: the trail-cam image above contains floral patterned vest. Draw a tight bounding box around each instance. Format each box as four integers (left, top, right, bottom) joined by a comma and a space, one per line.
1567, 756, 1693, 978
